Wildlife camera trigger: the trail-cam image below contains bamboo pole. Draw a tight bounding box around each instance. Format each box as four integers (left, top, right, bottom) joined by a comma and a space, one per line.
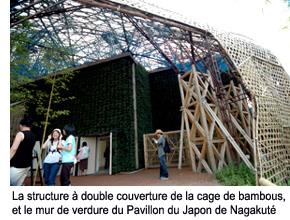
72, 0, 209, 36
178, 114, 184, 170
178, 74, 196, 171
259, 178, 277, 186
192, 68, 216, 172
252, 97, 259, 186
33, 71, 57, 186
109, 132, 113, 175
144, 134, 148, 169
203, 101, 255, 171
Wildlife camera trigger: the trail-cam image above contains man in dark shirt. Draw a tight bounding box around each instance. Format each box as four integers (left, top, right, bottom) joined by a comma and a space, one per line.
10, 118, 36, 186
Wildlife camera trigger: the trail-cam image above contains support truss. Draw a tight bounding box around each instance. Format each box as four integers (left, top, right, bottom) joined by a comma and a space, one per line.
178, 68, 256, 174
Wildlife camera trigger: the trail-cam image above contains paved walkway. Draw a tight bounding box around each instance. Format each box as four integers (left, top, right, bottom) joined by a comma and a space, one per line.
27, 167, 221, 186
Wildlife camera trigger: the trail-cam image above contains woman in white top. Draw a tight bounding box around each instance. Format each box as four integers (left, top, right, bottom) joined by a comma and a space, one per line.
42, 128, 65, 186
78, 142, 90, 176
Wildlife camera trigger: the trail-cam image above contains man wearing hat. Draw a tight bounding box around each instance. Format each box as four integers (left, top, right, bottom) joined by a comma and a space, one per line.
152, 129, 169, 180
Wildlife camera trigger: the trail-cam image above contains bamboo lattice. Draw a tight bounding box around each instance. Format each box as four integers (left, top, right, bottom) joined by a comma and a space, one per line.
120, 0, 290, 183
144, 131, 190, 168
213, 34, 290, 184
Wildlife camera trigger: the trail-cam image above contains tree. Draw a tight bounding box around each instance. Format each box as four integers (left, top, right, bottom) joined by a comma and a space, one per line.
10, 19, 75, 140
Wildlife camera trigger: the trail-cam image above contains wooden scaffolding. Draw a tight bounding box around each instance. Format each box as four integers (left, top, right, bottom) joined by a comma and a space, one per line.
178, 67, 256, 175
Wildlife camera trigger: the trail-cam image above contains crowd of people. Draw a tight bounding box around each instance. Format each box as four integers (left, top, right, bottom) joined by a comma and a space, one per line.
10, 117, 169, 186
10, 117, 89, 186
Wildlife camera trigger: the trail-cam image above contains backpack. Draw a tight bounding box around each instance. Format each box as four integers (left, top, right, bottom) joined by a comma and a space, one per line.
163, 138, 171, 153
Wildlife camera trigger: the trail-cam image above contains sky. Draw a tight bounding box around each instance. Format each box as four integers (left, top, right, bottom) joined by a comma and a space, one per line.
145, 0, 290, 75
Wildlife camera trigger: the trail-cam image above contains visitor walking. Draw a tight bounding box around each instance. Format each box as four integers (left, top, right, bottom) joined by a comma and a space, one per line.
42, 128, 64, 186
57, 124, 76, 186
152, 129, 169, 180
10, 117, 36, 186
104, 145, 110, 169
77, 142, 90, 176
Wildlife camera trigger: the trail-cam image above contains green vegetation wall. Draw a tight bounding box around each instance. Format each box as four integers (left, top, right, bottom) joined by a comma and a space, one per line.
27, 55, 153, 174
149, 68, 182, 132
135, 64, 154, 169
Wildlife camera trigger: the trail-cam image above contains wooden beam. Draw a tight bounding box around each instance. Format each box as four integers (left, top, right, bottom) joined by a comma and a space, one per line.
192, 68, 217, 171
203, 101, 255, 171
178, 114, 185, 170
144, 134, 148, 169
178, 74, 196, 171
230, 114, 253, 149
72, 0, 211, 36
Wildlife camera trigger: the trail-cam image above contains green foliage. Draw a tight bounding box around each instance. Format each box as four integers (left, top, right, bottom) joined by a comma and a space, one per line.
11, 64, 75, 130
10, 103, 25, 143
214, 162, 256, 186
24, 70, 75, 129
10, 20, 36, 104
135, 64, 154, 168
277, 179, 290, 186
10, 19, 76, 133
30, 56, 153, 174
10, 19, 35, 78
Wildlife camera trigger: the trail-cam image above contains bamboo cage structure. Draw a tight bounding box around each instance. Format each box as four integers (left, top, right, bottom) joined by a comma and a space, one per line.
10, 0, 290, 184
178, 68, 255, 174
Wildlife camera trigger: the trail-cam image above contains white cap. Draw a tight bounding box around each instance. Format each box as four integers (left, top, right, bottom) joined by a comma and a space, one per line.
52, 128, 61, 134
